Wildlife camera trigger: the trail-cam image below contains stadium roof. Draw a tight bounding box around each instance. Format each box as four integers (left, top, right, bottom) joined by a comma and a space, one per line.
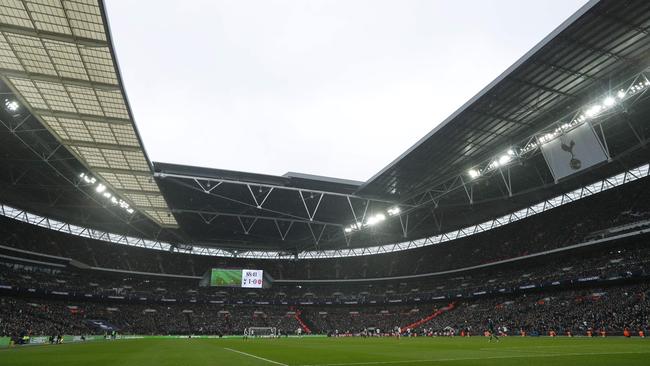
0, 0, 649, 256
0, 0, 176, 227
358, 0, 650, 201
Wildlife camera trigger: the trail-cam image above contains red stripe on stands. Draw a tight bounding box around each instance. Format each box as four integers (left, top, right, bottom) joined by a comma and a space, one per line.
401, 302, 456, 332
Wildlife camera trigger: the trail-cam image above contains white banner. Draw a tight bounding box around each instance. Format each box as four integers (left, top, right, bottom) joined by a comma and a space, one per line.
241, 269, 264, 288
540, 123, 608, 181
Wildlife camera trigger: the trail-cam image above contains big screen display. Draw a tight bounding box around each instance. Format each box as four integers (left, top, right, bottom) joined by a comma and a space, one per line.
209, 268, 264, 288
209, 269, 242, 287
240, 269, 264, 288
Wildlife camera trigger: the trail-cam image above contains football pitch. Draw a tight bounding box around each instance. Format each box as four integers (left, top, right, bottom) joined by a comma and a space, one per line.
2, 337, 649, 366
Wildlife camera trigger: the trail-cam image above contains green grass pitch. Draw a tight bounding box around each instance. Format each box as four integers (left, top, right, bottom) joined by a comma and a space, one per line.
2, 337, 649, 366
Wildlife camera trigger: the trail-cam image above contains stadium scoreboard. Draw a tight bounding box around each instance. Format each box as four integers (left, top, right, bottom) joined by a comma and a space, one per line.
206, 268, 265, 288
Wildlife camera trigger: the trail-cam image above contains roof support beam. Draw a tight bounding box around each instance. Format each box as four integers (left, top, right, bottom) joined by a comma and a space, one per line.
468, 108, 531, 127
3, 68, 119, 90
247, 185, 274, 209
154, 171, 402, 205
499, 167, 513, 197
237, 216, 258, 235
193, 179, 221, 194
0, 24, 108, 47
274, 220, 294, 241
62, 140, 142, 152
32, 109, 131, 125
307, 223, 327, 246
398, 214, 409, 238
172, 208, 343, 227
92, 167, 151, 176
510, 77, 576, 98
299, 190, 324, 221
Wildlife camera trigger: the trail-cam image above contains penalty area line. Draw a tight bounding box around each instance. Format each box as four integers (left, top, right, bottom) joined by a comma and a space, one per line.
224, 347, 288, 366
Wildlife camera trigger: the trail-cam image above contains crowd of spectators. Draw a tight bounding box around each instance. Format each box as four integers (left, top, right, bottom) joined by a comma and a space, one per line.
422, 283, 650, 337
2, 236, 650, 306
1, 239, 650, 338
2, 281, 649, 338
0, 297, 304, 337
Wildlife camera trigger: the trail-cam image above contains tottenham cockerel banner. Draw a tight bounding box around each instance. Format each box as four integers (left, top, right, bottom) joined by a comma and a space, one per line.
540, 123, 608, 181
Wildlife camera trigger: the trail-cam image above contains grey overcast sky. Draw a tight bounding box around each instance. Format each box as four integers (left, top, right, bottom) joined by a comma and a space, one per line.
104, 0, 588, 182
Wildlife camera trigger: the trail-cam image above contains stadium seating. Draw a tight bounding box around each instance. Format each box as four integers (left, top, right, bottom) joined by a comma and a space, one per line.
1, 176, 650, 340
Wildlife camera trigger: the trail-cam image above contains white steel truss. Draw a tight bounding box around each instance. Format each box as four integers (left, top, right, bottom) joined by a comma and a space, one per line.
0, 163, 647, 259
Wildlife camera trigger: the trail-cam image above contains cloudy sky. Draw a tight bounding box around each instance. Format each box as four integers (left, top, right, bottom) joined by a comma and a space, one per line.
104, 0, 588, 182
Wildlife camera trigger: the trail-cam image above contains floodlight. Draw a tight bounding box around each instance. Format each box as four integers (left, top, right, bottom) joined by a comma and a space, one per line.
387, 207, 401, 216
585, 104, 602, 118
366, 214, 385, 226
344, 228, 352, 233
468, 169, 480, 179
95, 184, 106, 193
617, 90, 626, 99
3, 99, 19, 112
603, 96, 616, 107
498, 154, 511, 166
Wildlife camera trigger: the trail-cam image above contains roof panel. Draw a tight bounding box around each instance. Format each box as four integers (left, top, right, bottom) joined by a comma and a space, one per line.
123, 150, 150, 171
0, 0, 33, 29
109, 123, 139, 146
143, 209, 178, 226
58, 117, 92, 141
95, 89, 129, 119
64, 0, 106, 41
0, 0, 176, 227
43, 39, 89, 80
73, 145, 107, 167
65, 84, 102, 114
7, 33, 57, 75
33, 79, 76, 112
85, 120, 116, 144
0, 33, 24, 71
41, 114, 68, 138
78, 46, 116, 84
7, 77, 48, 108
27, 2, 70, 35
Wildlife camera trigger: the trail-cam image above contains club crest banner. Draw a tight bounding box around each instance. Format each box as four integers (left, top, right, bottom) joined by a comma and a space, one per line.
540, 123, 608, 181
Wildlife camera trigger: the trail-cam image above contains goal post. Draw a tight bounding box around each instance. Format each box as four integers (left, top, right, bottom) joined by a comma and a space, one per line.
245, 327, 277, 338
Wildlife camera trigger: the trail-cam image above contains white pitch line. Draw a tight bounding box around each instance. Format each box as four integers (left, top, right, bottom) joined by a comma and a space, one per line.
296, 350, 650, 366
224, 347, 289, 366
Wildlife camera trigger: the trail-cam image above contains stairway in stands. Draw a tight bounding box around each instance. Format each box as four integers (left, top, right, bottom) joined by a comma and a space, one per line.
292, 307, 312, 334
401, 302, 456, 332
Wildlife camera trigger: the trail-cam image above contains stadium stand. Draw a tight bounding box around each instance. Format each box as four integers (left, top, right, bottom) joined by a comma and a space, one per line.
1, 175, 650, 339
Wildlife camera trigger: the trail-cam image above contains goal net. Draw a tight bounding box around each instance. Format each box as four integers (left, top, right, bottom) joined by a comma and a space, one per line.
246, 327, 277, 338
